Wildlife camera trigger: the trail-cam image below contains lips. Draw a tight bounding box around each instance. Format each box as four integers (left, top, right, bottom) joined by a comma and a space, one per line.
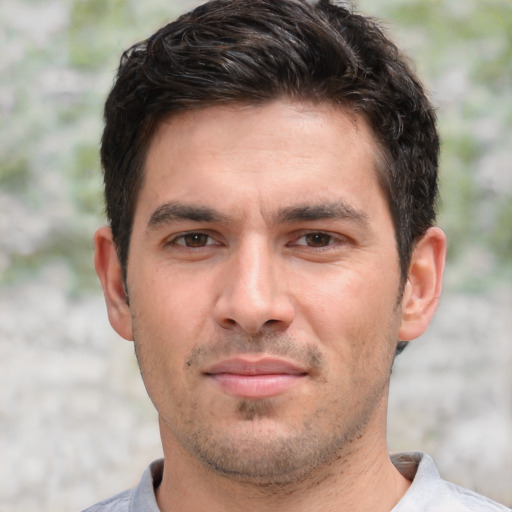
204, 357, 307, 398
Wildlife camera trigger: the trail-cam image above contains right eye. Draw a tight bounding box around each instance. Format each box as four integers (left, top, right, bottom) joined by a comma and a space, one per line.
170, 232, 217, 248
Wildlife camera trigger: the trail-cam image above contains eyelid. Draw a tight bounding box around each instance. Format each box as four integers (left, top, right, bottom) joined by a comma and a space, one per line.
164, 229, 351, 250
289, 230, 350, 248
166, 230, 222, 247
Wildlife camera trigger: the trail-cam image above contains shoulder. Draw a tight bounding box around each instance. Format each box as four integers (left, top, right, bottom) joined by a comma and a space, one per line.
81, 489, 132, 512
81, 459, 164, 512
436, 479, 511, 512
392, 452, 511, 512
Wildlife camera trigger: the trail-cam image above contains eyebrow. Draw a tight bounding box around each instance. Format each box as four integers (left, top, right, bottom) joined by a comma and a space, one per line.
276, 202, 370, 226
147, 202, 229, 230
146, 200, 370, 231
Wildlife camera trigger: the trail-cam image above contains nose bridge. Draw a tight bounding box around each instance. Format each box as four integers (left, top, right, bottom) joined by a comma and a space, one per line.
214, 235, 294, 333
237, 236, 274, 301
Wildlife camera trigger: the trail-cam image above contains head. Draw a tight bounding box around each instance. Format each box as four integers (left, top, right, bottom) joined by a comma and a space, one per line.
101, 0, 439, 286
95, 0, 447, 493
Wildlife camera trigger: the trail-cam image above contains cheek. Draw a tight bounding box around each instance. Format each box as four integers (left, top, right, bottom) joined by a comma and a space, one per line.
295, 265, 399, 359
131, 300, 192, 411
297, 266, 387, 325
129, 266, 218, 381
133, 263, 210, 324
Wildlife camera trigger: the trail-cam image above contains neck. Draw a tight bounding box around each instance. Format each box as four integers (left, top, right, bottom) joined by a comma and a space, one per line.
155, 417, 411, 512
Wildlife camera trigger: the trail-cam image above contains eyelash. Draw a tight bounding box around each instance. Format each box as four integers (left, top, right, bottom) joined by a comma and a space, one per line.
168, 232, 220, 248
292, 232, 340, 249
167, 231, 346, 250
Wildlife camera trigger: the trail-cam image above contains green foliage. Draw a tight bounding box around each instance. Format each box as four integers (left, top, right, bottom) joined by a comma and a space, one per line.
0, 0, 186, 293
360, 0, 511, 290
71, 143, 104, 217
1, 0, 510, 295
4, 228, 100, 295
0, 154, 31, 192
68, 0, 135, 69
489, 197, 512, 267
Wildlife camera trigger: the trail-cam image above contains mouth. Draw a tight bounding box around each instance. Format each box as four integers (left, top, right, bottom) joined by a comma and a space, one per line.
203, 356, 308, 399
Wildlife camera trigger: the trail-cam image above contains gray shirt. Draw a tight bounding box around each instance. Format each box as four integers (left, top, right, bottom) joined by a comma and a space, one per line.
82, 452, 510, 511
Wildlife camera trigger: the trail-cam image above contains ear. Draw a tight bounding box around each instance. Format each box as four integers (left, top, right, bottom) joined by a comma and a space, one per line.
94, 226, 133, 341
398, 227, 446, 341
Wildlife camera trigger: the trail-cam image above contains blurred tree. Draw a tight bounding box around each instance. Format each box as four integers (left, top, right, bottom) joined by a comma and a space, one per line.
360, 0, 512, 288
1, 0, 510, 294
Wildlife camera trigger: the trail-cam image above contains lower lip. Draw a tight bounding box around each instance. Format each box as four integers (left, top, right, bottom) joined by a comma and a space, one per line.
208, 373, 305, 398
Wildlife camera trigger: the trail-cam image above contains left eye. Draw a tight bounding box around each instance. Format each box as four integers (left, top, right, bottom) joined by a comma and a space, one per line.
172, 233, 215, 247
294, 232, 335, 247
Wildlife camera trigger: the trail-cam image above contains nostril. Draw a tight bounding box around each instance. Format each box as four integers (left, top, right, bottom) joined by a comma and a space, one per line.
221, 318, 238, 329
261, 318, 289, 333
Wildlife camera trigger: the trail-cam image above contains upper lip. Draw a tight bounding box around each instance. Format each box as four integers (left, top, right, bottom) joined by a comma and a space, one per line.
203, 356, 308, 376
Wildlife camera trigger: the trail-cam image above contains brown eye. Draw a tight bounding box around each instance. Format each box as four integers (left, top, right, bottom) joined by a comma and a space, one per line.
304, 233, 332, 247
175, 233, 212, 247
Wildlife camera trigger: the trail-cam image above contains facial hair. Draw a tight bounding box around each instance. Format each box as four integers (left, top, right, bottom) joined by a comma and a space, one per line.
133, 329, 395, 487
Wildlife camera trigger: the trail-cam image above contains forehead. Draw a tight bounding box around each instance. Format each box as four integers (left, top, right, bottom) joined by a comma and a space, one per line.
146, 100, 380, 170
138, 100, 386, 223
150, 100, 377, 150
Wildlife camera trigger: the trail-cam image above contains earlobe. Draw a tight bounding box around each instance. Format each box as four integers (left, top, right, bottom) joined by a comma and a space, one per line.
398, 227, 447, 342
94, 227, 134, 341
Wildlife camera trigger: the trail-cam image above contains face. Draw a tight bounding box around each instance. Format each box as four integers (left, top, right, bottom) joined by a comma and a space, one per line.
115, 101, 406, 483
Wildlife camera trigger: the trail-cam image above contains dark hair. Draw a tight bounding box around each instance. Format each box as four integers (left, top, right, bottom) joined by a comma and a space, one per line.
101, 0, 439, 283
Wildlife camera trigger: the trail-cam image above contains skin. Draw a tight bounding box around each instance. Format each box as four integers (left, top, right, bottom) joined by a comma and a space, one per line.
95, 100, 446, 512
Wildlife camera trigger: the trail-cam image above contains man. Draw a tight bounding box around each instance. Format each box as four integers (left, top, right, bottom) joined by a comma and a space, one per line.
87, 0, 510, 510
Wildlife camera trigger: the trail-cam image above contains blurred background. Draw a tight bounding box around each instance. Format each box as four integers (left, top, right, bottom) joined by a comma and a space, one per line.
0, 0, 510, 510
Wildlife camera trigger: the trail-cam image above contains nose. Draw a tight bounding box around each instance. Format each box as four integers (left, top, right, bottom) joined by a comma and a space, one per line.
213, 239, 295, 335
